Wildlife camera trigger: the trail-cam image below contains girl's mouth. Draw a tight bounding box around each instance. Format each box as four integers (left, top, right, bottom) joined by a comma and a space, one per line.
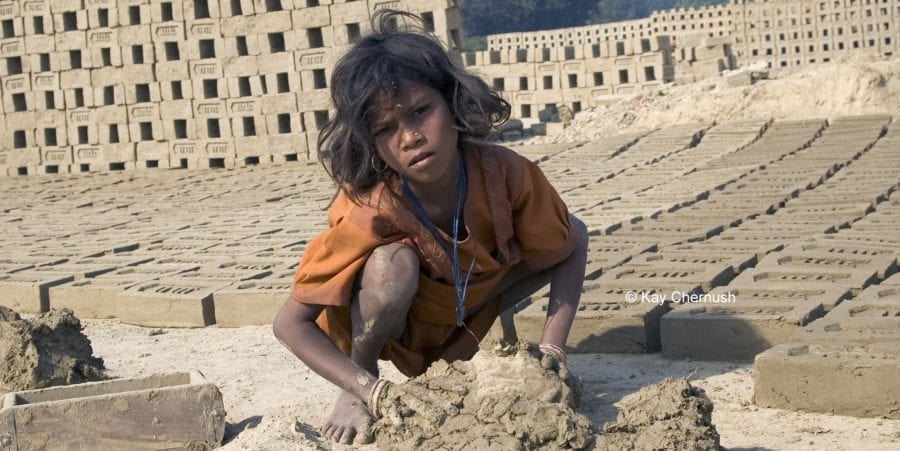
409, 152, 434, 168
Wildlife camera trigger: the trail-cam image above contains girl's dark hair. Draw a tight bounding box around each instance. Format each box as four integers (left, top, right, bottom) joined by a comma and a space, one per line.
317, 9, 511, 201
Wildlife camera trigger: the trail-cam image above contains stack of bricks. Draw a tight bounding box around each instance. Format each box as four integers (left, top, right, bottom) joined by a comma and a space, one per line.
476, 0, 900, 117
0, 0, 462, 177
731, 0, 900, 69
486, 1, 900, 71
486, 4, 733, 53
673, 33, 737, 84
463, 35, 674, 127
649, 5, 734, 49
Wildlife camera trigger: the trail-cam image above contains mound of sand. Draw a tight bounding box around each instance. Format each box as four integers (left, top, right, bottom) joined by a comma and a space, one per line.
374, 348, 593, 450
0, 307, 105, 394
530, 56, 900, 144
596, 378, 720, 451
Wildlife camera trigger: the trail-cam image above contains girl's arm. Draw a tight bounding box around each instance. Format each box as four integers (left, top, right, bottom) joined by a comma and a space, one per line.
272, 298, 377, 401
540, 215, 589, 348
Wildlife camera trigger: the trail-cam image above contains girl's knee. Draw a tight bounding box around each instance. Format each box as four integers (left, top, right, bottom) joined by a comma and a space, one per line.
360, 243, 419, 309
570, 214, 589, 250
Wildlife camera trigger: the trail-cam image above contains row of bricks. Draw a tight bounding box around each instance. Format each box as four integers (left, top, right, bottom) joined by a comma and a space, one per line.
0, 71, 336, 113
572, 121, 823, 233
0, 136, 316, 176
513, 117, 895, 354
3, 97, 318, 123
547, 125, 710, 196
0, 29, 357, 72
519, 203, 899, 358
462, 36, 671, 67
553, 124, 711, 193
1, 111, 316, 146
0, 0, 455, 36
0, 55, 338, 91
661, 239, 899, 360
6, 0, 454, 16
657, 134, 900, 361
753, 273, 900, 419
0, 267, 296, 328
0, 223, 321, 253
515, 185, 819, 347
0, 173, 333, 213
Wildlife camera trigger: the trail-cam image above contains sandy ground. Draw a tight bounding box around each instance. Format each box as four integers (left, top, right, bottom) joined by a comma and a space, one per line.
13, 55, 896, 451
83, 319, 900, 450
525, 56, 900, 145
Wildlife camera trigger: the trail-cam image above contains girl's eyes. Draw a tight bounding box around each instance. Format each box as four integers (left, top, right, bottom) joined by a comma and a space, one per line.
373, 125, 394, 137
371, 105, 429, 136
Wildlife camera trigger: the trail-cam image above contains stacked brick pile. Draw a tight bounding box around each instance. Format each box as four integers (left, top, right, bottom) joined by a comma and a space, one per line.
0, 0, 461, 176
673, 33, 737, 84
463, 35, 674, 131
472, 0, 900, 123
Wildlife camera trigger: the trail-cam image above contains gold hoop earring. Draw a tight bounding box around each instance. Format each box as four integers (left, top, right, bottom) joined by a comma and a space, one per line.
371, 155, 388, 173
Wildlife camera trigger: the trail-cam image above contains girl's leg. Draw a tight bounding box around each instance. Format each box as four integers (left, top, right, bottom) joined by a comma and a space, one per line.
322, 243, 418, 444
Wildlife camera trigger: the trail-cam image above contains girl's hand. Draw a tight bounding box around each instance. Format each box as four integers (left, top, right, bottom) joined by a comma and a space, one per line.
538, 343, 569, 379
535, 343, 582, 406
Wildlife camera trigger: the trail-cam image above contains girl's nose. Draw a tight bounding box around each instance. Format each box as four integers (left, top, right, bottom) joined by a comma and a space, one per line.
401, 129, 423, 148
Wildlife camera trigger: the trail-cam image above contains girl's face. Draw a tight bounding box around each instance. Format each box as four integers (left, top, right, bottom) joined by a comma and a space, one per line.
369, 79, 459, 194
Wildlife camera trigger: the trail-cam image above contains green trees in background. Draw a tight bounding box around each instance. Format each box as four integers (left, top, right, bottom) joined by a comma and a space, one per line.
460, 0, 727, 39
674, 0, 728, 7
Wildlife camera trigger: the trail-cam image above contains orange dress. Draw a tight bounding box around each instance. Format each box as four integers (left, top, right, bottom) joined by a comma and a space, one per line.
290, 141, 577, 376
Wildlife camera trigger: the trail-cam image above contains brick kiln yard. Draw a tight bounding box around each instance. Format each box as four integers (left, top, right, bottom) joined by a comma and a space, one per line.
2, 114, 900, 449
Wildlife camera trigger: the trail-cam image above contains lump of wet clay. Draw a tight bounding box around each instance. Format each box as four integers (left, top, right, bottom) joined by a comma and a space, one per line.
0, 307, 105, 394
595, 378, 720, 451
373, 348, 594, 450
0, 305, 21, 322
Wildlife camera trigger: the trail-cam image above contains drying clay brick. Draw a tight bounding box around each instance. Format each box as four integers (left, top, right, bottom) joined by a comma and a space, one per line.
855, 285, 900, 303
757, 251, 897, 279
0, 371, 225, 449
880, 273, 900, 286
48, 275, 157, 319
629, 250, 757, 274
115, 279, 232, 328
753, 339, 900, 419
212, 277, 294, 327
602, 264, 735, 293
707, 285, 850, 310
730, 266, 879, 296
0, 273, 75, 313
661, 300, 825, 362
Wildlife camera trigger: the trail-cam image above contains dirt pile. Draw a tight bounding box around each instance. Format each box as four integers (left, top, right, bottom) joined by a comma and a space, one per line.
529, 56, 900, 144
0, 307, 105, 394
596, 378, 720, 451
373, 348, 594, 450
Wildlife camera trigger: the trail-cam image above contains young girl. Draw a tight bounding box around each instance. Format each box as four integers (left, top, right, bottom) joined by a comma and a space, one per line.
273, 10, 588, 445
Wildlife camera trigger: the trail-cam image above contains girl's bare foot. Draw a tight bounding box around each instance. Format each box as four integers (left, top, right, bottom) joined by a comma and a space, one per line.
320, 390, 374, 444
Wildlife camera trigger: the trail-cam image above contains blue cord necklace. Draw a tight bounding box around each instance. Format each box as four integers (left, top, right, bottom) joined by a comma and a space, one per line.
399, 155, 471, 327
